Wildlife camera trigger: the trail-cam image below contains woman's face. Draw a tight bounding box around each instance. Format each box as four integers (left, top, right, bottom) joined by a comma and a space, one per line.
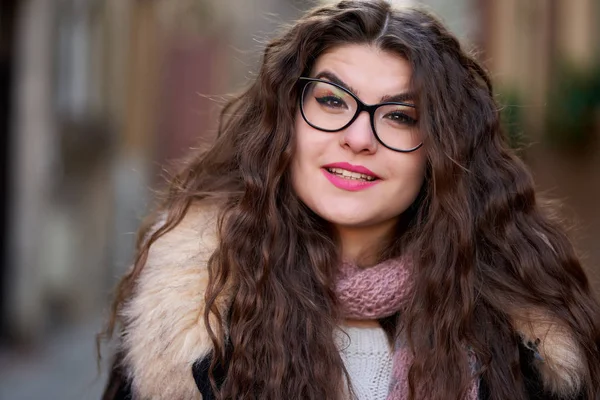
291, 44, 427, 240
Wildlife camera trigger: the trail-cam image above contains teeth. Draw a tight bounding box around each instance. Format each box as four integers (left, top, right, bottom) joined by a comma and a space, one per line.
326, 167, 376, 181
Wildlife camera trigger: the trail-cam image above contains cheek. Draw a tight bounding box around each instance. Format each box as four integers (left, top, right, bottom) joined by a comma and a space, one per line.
387, 151, 427, 201
409, 154, 427, 183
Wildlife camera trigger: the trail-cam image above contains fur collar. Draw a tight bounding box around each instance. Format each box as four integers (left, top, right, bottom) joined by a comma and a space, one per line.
120, 204, 585, 399
120, 203, 222, 399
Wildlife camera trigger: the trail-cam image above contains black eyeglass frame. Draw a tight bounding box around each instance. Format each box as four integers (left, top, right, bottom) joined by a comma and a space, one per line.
297, 77, 423, 153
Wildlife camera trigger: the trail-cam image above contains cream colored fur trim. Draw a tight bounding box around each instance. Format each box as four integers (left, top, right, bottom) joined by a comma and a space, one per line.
120, 204, 586, 399
120, 203, 221, 400
514, 309, 585, 396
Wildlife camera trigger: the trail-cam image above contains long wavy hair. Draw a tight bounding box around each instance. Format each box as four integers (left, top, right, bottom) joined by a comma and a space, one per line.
102, 1, 600, 399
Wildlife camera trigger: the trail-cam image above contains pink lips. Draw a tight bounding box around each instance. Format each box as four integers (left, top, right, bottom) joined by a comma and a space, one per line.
321, 162, 381, 191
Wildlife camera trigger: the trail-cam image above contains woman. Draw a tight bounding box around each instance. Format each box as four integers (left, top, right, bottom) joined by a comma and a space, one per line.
101, 1, 600, 399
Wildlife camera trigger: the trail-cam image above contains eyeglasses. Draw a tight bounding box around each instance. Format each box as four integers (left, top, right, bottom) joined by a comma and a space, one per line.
298, 77, 423, 153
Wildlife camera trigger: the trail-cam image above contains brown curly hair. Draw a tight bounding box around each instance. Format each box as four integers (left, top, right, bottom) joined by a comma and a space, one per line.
101, 1, 600, 399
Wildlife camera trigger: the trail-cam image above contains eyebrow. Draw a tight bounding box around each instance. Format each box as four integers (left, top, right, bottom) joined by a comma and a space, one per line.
313, 70, 415, 105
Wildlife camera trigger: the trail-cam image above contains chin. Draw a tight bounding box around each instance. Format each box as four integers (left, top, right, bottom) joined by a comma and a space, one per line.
314, 205, 377, 227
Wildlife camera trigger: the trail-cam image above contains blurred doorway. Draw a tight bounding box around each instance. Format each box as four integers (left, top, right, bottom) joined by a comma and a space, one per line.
0, 0, 19, 341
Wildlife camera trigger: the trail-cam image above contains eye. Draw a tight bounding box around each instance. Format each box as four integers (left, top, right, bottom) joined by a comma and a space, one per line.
315, 95, 348, 110
385, 110, 417, 126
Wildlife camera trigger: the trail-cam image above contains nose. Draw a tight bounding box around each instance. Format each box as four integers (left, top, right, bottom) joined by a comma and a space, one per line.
339, 111, 377, 154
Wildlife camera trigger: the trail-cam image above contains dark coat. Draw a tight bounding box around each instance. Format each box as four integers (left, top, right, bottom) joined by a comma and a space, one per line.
102, 203, 588, 400
103, 340, 586, 399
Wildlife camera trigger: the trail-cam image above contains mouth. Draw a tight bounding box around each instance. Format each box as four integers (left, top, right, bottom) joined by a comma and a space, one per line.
323, 167, 378, 182
322, 162, 380, 182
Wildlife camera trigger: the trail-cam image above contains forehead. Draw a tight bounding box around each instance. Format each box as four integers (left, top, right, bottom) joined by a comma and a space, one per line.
311, 44, 412, 102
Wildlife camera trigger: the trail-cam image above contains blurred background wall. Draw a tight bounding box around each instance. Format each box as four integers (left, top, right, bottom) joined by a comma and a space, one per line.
0, 0, 598, 399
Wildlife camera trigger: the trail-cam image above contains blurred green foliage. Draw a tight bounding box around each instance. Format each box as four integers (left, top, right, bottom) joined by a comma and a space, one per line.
498, 89, 527, 151
544, 63, 600, 151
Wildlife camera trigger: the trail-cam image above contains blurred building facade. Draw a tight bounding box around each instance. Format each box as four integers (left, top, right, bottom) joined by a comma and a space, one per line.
0, 0, 598, 354
477, 0, 600, 290
0, 0, 308, 346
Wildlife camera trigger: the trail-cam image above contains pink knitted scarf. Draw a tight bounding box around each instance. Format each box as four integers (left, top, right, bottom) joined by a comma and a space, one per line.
335, 258, 478, 400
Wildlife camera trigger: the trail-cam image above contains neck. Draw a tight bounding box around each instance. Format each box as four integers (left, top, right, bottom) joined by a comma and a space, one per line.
336, 220, 396, 267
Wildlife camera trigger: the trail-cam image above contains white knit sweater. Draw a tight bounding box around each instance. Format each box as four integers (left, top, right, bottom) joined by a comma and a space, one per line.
337, 325, 394, 400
